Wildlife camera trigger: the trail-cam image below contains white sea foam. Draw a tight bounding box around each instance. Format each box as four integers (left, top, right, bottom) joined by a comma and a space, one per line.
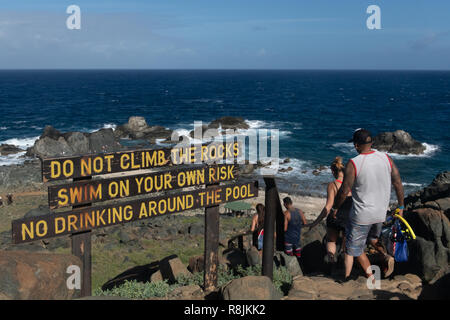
0, 136, 38, 166
88, 123, 117, 133
0, 151, 27, 166
402, 182, 424, 187
245, 120, 267, 129
0, 136, 39, 149
386, 143, 439, 159
332, 142, 439, 159
0, 126, 7, 130
102, 123, 117, 130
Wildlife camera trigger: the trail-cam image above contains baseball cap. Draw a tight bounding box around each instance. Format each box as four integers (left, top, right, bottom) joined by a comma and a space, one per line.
348, 128, 373, 145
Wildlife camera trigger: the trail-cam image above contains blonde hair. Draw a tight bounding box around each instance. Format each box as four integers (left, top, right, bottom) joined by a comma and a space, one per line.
331, 156, 344, 174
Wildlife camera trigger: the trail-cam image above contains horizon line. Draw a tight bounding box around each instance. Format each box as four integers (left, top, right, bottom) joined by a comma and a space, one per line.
0, 68, 449, 72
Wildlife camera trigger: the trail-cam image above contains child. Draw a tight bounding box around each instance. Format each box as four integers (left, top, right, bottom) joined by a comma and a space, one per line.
283, 197, 307, 257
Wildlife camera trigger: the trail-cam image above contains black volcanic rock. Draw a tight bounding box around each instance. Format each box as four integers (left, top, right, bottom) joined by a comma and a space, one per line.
114, 116, 172, 143
373, 130, 426, 155
402, 171, 450, 283
40, 125, 62, 140
0, 144, 22, 156
208, 116, 249, 130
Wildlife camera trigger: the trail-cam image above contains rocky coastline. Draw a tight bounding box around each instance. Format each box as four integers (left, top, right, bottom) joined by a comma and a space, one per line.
0, 117, 447, 300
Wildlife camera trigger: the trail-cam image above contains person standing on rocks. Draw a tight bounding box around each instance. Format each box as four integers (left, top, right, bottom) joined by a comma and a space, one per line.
307, 156, 352, 273
251, 203, 265, 251
6, 193, 12, 205
332, 128, 405, 281
283, 197, 307, 257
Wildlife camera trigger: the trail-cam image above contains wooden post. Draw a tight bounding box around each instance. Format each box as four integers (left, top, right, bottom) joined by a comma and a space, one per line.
203, 183, 220, 291
71, 176, 92, 297
274, 186, 285, 252
262, 177, 278, 280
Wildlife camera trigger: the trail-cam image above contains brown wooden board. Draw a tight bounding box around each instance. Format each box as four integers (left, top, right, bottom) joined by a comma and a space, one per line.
48, 164, 238, 209
12, 181, 258, 244
42, 141, 241, 182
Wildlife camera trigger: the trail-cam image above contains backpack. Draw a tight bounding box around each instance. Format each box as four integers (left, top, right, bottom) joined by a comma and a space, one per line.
386, 219, 409, 262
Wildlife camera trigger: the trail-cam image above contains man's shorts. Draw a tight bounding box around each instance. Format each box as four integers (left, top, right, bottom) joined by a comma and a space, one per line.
284, 242, 301, 257
345, 221, 383, 257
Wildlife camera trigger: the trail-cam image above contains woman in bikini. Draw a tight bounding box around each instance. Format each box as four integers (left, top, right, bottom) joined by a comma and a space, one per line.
307, 156, 352, 271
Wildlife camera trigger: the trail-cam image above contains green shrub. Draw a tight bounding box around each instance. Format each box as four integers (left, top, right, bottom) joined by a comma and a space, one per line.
95, 264, 293, 298
95, 280, 170, 299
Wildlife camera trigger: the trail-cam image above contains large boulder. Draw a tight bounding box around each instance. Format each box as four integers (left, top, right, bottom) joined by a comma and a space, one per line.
286, 274, 422, 300
274, 251, 303, 277
0, 250, 82, 299
403, 208, 450, 282
188, 255, 204, 273
114, 116, 172, 143
30, 126, 123, 158
299, 222, 327, 274
34, 136, 73, 158
373, 130, 425, 155
221, 276, 282, 300
208, 117, 249, 130
401, 171, 450, 283
221, 248, 248, 270
159, 255, 192, 283
64, 132, 90, 155
88, 128, 120, 153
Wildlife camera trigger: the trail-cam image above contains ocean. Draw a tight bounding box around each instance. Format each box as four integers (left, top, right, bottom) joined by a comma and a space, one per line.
0, 70, 448, 196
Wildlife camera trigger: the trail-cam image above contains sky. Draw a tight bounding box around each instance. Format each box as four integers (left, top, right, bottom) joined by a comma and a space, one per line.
0, 0, 449, 69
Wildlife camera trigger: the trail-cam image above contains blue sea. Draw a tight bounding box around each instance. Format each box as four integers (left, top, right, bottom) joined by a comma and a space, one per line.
0, 70, 449, 196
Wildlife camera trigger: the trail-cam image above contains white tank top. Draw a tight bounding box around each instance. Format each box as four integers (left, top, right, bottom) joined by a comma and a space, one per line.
349, 150, 392, 225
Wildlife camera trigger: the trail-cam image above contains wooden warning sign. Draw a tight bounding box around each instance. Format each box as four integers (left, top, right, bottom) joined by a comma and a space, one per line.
42, 141, 241, 182
13, 181, 258, 244
47, 164, 237, 209
12, 140, 262, 296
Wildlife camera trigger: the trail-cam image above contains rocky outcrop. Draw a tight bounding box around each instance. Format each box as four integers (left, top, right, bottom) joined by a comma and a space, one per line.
299, 222, 327, 274
402, 171, 450, 283
286, 274, 423, 300
403, 209, 450, 282
0, 250, 82, 300
0, 144, 22, 156
221, 276, 282, 300
208, 117, 249, 130
114, 116, 172, 143
373, 130, 426, 155
28, 125, 122, 158
405, 171, 450, 217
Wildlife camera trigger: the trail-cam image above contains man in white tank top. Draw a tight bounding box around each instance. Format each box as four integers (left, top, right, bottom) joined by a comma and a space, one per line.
332, 129, 405, 282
